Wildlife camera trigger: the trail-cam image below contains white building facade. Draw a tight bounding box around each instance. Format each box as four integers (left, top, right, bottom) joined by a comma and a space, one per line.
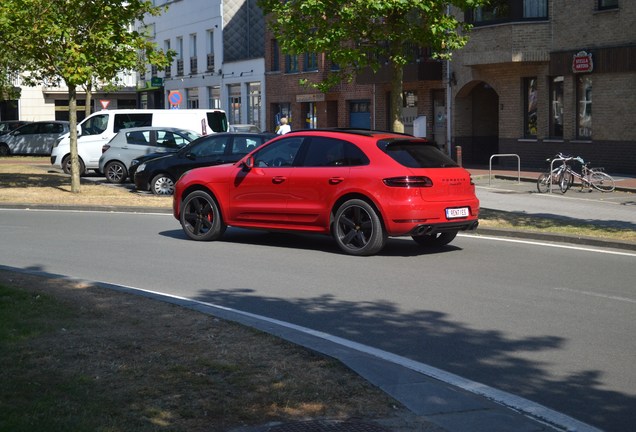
138, 0, 267, 131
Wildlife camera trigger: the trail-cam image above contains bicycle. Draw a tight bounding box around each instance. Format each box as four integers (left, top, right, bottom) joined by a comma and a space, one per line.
536, 154, 570, 193
560, 156, 615, 193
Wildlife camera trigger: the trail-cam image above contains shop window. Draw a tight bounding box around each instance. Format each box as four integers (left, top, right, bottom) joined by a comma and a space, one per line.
208, 86, 221, 110
577, 75, 592, 139
549, 76, 564, 138
523, 77, 538, 138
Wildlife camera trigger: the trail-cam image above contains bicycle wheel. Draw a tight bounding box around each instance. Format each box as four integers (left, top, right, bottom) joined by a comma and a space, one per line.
559, 169, 573, 193
537, 173, 551, 193
589, 171, 615, 192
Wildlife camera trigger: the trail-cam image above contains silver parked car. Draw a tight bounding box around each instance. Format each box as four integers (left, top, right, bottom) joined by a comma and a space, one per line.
0, 121, 69, 155
98, 127, 200, 183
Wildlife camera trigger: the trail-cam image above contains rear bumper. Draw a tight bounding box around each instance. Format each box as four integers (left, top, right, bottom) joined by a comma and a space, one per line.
408, 219, 479, 237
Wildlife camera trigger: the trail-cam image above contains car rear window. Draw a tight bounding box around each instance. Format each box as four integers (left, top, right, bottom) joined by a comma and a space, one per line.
380, 140, 458, 168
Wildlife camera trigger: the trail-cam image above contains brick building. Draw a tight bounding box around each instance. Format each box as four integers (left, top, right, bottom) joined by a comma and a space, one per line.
452, 0, 635, 172
265, 0, 636, 174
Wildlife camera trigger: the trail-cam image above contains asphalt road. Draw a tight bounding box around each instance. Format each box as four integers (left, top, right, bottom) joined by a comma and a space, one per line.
1, 208, 634, 431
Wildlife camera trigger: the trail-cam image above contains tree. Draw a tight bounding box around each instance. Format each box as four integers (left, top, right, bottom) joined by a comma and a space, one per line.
0, 0, 172, 192
258, 0, 486, 132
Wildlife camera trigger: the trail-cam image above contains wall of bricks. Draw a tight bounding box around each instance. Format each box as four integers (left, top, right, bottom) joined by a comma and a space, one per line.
449, 1, 636, 173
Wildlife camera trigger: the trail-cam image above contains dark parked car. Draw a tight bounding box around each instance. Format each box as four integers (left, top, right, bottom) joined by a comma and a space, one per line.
134, 132, 275, 195
0, 121, 69, 155
172, 129, 480, 256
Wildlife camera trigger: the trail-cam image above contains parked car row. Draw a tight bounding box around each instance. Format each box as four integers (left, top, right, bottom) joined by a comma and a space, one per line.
96, 127, 275, 195
0, 121, 69, 156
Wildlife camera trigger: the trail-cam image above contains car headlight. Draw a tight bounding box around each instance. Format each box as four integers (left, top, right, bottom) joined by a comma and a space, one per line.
137, 162, 146, 173
53, 137, 63, 148
131, 160, 140, 167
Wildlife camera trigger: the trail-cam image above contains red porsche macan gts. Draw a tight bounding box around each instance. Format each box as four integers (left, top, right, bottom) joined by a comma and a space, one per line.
173, 129, 479, 256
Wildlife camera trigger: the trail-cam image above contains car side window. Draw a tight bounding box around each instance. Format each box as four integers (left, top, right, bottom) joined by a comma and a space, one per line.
82, 114, 109, 136
17, 123, 38, 134
156, 131, 179, 148
301, 137, 369, 167
231, 136, 259, 155
113, 114, 153, 132
126, 131, 149, 145
253, 137, 304, 167
190, 136, 229, 157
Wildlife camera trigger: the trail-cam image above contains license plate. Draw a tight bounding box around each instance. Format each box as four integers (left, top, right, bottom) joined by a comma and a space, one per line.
446, 207, 470, 219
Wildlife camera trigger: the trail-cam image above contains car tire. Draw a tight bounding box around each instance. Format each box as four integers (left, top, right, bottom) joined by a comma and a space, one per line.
104, 161, 128, 184
412, 231, 458, 247
150, 173, 175, 195
62, 155, 86, 176
180, 190, 226, 241
333, 199, 386, 256
0, 144, 10, 156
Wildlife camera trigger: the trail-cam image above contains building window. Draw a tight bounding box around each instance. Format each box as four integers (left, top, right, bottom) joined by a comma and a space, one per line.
208, 86, 221, 109
524, 0, 547, 18
577, 75, 592, 139
549, 76, 564, 138
304, 53, 318, 71
598, 0, 618, 10
207, 30, 215, 72
285, 54, 298, 73
190, 33, 198, 74
523, 77, 538, 138
247, 82, 262, 130
271, 40, 280, 72
228, 84, 241, 124
176, 37, 184, 76
164, 40, 172, 77
469, 0, 548, 24
187, 88, 199, 109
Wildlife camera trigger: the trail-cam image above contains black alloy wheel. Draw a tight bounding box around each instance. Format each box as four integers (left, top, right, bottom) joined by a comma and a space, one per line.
180, 190, 226, 241
333, 199, 386, 256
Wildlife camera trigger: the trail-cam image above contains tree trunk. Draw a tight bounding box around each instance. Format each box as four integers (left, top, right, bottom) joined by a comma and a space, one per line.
390, 61, 404, 133
85, 83, 92, 118
68, 84, 81, 193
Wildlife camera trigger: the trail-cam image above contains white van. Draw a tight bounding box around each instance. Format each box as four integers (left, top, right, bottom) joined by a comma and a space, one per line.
50, 109, 228, 174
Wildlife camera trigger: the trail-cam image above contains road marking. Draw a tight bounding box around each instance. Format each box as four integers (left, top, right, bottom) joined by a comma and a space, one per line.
461, 233, 636, 257
552, 286, 636, 304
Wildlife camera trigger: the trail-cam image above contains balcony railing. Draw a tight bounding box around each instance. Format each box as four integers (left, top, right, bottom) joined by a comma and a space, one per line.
176, 59, 184, 76
190, 57, 198, 74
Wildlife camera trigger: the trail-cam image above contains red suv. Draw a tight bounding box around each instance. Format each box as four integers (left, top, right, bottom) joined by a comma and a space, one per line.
173, 129, 479, 256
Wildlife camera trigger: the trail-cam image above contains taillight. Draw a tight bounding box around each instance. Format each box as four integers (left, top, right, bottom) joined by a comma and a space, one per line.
383, 176, 433, 188
102, 144, 110, 153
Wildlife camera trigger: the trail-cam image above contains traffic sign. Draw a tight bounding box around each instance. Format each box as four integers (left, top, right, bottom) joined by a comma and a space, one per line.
168, 90, 183, 107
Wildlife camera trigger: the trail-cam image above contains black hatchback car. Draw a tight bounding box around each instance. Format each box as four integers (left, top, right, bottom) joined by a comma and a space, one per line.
133, 132, 275, 195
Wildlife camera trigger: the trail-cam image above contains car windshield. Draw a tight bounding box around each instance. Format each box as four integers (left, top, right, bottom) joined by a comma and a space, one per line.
380, 140, 458, 168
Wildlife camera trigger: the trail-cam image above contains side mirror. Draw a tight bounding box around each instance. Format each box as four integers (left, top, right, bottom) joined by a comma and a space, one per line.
243, 155, 255, 170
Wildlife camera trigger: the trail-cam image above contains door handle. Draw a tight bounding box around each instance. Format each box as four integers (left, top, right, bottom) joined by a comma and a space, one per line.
272, 176, 287, 184
329, 177, 344, 184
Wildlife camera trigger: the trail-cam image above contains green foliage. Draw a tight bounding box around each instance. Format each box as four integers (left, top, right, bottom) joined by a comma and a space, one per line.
258, 0, 486, 93
0, 0, 172, 89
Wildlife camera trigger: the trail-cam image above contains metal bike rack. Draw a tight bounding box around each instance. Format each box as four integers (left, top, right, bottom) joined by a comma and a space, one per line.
489, 154, 521, 186
547, 156, 566, 192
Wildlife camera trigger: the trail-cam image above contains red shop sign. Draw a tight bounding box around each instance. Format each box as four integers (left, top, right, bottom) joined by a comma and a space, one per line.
572, 51, 593, 73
